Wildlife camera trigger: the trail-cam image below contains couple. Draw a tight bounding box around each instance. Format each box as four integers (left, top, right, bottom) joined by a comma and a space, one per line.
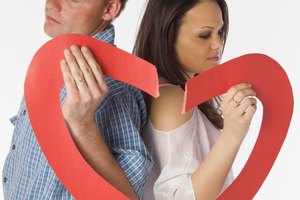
2, 0, 257, 199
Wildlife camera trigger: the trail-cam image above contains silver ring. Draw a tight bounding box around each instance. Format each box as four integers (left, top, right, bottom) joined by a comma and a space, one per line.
233, 99, 241, 105
75, 79, 85, 84
217, 107, 223, 116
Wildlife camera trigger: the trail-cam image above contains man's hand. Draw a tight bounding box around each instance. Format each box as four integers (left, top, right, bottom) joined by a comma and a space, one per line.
60, 45, 108, 133
60, 45, 138, 199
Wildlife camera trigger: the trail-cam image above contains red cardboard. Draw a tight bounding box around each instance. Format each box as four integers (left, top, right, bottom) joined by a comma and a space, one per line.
183, 53, 294, 199
24, 34, 159, 199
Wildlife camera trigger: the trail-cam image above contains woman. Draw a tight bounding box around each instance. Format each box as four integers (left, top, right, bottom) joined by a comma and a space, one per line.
134, 0, 257, 199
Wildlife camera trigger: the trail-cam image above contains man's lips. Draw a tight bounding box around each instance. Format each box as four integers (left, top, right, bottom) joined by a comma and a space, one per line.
46, 15, 60, 24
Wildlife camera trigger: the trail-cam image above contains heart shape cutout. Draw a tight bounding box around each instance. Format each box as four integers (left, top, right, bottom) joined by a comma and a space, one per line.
24, 34, 159, 199
183, 53, 294, 199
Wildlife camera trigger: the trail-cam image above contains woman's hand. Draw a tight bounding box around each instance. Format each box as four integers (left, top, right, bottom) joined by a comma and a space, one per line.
60, 45, 108, 133
220, 83, 257, 141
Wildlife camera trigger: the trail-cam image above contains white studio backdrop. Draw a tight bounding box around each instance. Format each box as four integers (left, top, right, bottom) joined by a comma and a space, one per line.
0, 0, 299, 199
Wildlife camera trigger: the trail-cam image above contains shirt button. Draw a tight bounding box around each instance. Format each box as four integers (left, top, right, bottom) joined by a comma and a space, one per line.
22, 110, 27, 115
3, 177, 7, 183
12, 144, 16, 150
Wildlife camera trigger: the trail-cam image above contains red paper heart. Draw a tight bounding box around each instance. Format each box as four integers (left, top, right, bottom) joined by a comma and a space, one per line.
24, 34, 159, 199
183, 53, 294, 199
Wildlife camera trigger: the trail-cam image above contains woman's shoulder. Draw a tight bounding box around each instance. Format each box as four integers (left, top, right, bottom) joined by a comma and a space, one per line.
149, 84, 194, 132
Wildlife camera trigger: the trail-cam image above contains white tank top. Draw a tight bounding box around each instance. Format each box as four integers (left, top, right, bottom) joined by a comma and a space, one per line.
142, 84, 234, 200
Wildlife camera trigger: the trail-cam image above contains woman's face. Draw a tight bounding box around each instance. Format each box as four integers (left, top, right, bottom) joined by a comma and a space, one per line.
175, 0, 224, 78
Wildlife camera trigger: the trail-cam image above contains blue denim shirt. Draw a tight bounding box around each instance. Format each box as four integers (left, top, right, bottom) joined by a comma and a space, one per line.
2, 25, 152, 199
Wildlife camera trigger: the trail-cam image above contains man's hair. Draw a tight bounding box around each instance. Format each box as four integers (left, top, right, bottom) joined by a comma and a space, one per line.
120, 0, 128, 11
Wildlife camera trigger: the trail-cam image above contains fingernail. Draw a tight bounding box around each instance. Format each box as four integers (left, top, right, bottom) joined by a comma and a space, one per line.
70, 45, 78, 52
60, 60, 66, 65
64, 49, 70, 55
81, 46, 88, 52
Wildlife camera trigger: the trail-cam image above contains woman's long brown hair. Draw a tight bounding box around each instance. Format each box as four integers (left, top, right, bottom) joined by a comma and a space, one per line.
133, 0, 229, 129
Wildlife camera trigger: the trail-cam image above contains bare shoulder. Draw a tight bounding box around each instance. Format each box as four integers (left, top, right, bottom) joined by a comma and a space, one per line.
149, 85, 194, 132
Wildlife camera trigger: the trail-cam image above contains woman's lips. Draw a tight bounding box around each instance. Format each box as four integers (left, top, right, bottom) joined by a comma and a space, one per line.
207, 56, 220, 62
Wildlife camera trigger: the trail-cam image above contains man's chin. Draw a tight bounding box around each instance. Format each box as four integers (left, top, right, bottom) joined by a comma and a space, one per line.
44, 26, 60, 38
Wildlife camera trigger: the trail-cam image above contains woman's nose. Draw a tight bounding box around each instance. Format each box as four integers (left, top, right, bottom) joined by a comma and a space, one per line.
211, 34, 223, 50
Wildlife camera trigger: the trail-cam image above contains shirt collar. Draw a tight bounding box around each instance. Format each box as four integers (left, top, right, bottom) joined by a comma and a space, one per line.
92, 25, 115, 45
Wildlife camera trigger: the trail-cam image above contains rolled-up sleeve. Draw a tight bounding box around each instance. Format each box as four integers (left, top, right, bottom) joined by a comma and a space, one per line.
96, 87, 152, 198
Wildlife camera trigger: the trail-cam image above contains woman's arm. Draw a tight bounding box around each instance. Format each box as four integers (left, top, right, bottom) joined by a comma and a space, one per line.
192, 83, 257, 200
150, 83, 256, 200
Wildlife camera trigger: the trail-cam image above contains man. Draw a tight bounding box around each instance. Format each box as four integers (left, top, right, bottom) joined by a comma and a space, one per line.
2, 0, 152, 199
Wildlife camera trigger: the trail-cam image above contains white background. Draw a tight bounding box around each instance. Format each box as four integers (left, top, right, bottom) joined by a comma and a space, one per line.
0, 0, 299, 199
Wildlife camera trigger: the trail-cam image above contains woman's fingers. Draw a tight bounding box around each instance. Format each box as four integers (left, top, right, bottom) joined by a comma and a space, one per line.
232, 88, 256, 106
223, 83, 252, 103
220, 84, 258, 138
220, 83, 257, 120
243, 103, 257, 121
223, 83, 256, 109
236, 97, 257, 116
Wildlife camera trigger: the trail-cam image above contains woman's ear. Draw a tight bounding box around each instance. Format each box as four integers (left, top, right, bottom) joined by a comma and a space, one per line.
102, 0, 122, 21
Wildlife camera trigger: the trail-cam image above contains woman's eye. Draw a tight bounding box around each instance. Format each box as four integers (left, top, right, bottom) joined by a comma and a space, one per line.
199, 33, 211, 39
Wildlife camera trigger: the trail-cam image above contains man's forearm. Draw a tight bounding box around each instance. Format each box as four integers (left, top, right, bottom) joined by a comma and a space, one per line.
67, 120, 139, 200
